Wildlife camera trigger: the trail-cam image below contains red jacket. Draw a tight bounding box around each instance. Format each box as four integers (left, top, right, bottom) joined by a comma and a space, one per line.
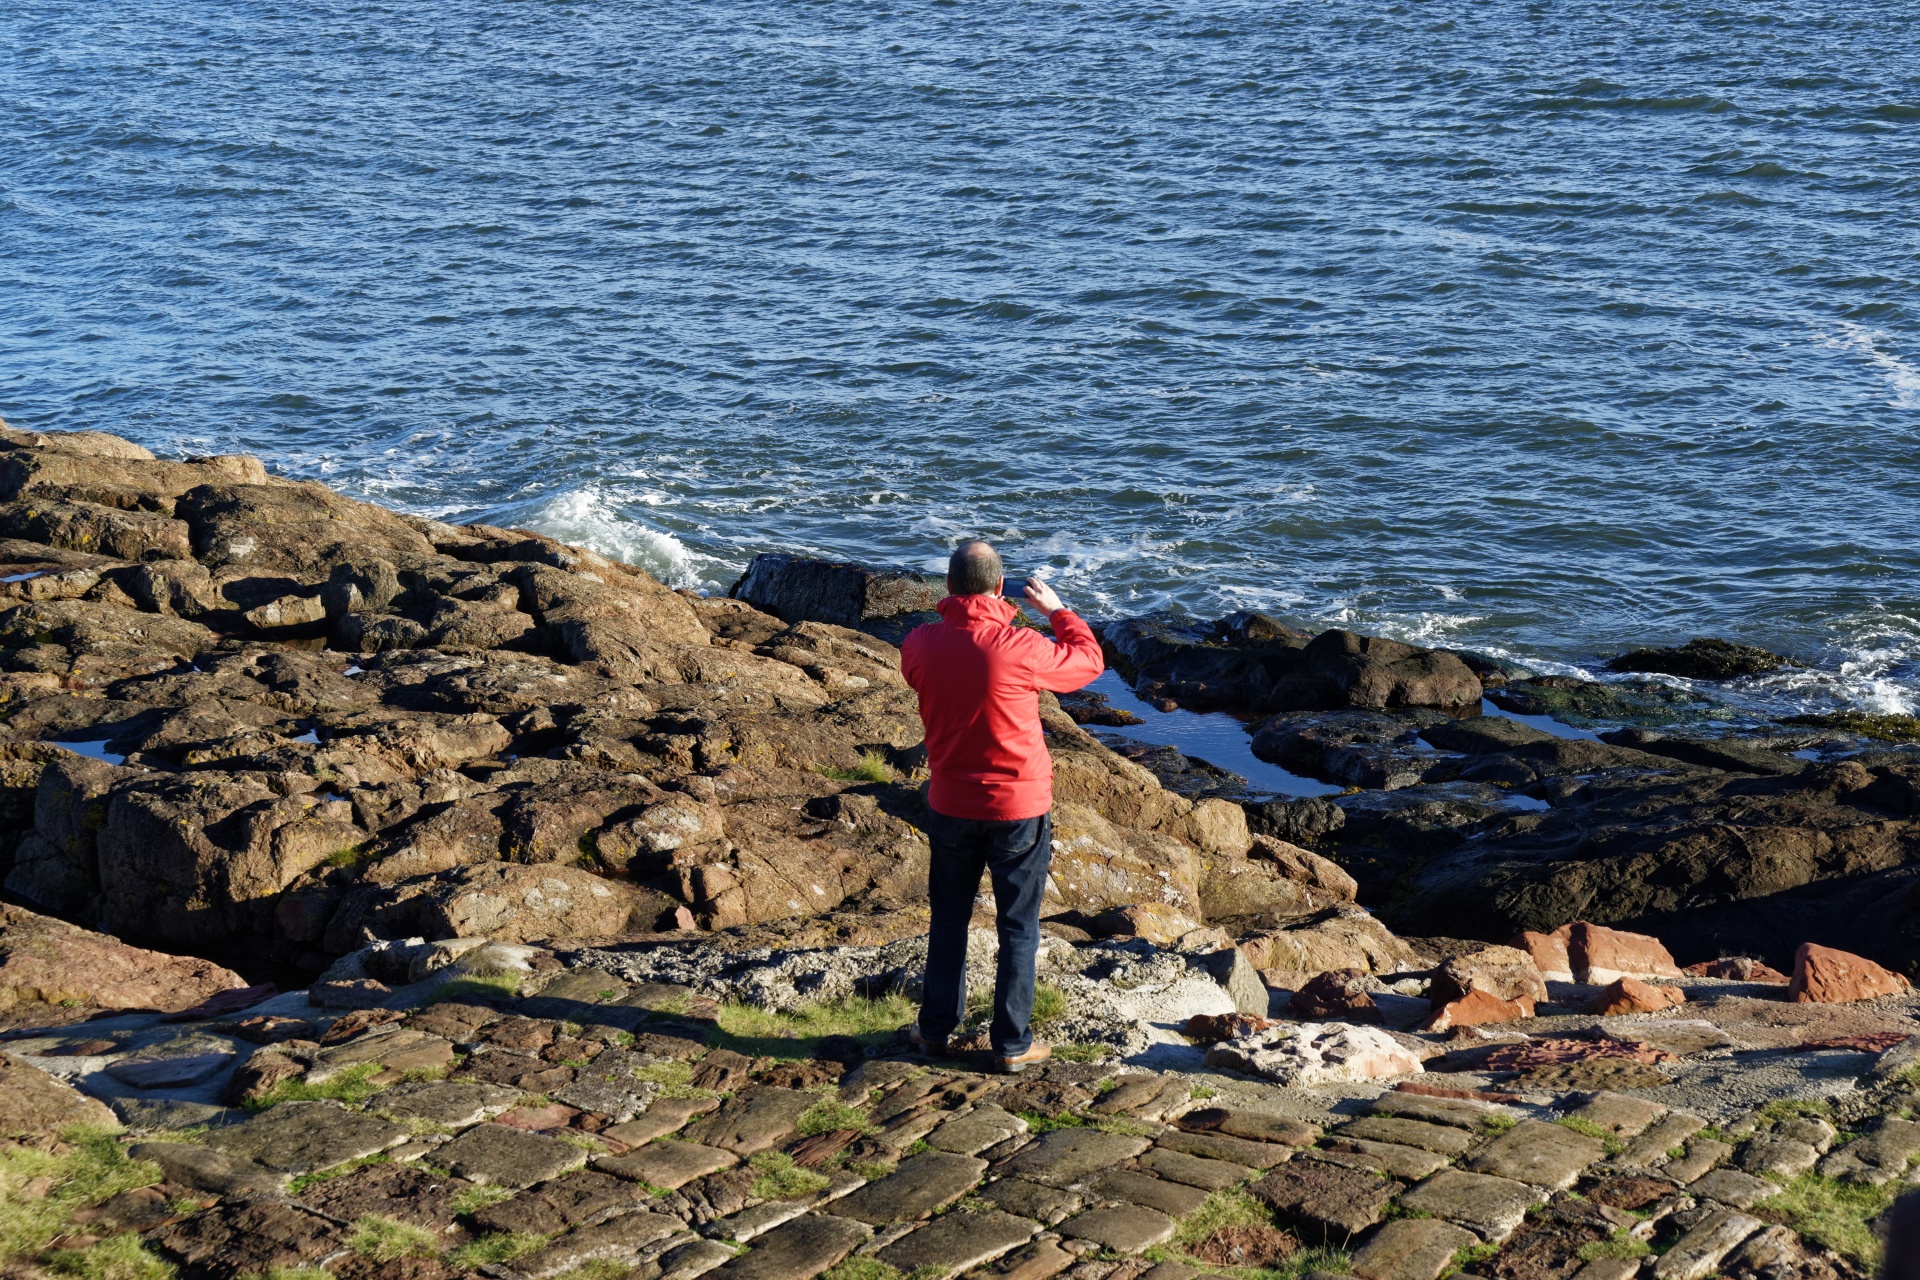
900, 593, 1106, 821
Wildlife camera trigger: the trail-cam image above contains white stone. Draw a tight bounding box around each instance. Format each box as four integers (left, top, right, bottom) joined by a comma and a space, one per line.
1204, 1021, 1423, 1086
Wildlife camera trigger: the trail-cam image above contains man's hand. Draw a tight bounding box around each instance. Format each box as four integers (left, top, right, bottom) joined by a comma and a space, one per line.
1023, 577, 1064, 616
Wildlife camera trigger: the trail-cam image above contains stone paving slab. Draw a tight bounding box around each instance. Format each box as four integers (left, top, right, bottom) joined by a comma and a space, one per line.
129, 1140, 285, 1197
203, 1100, 409, 1175
876, 1207, 1038, 1273
1652, 1208, 1762, 1280
1138, 1146, 1253, 1190
1617, 1112, 1707, 1167
1057, 1204, 1177, 1253
684, 1087, 818, 1155
1314, 1137, 1449, 1181
1395, 1169, 1543, 1243
510, 1211, 685, 1280
833, 1150, 988, 1224
1820, 1117, 1920, 1184
1688, 1167, 1775, 1209
371, 1079, 520, 1128
1337, 1116, 1476, 1156
596, 1139, 739, 1190
1464, 1120, 1605, 1190
1155, 1127, 1294, 1169
1089, 1076, 1173, 1116
1735, 1133, 1819, 1179
1350, 1216, 1481, 1280
708, 1199, 812, 1244
1367, 1093, 1500, 1130
1568, 1092, 1665, 1137
975, 1176, 1083, 1225
1662, 1137, 1731, 1184
434, 1122, 589, 1188
606, 1095, 723, 1146
105, 1052, 235, 1088
996, 1128, 1153, 1187
471, 1170, 652, 1235
925, 1103, 1027, 1155
1249, 1159, 1402, 1240
715, 1213, 870, 1280
1180, 1107, 1319, 1146
1090, 1169, 1211, 1217
656, 1239, 739, 1280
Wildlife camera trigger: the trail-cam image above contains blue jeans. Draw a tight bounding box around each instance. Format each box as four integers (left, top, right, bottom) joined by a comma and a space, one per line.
918, 809, 1053, 1056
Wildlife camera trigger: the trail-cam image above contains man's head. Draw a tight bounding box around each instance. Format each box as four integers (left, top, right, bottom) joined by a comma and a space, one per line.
947, 539, 1004, 597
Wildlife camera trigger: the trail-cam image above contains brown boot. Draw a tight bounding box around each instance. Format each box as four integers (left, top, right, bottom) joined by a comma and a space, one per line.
909, 1025, 949, 1056
995, 1043, 1050, 1075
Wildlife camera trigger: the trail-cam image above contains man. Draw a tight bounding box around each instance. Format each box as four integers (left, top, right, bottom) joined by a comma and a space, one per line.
899, 539, 1105, 1073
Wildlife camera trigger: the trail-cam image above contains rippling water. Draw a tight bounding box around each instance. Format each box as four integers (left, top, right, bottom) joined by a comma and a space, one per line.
2, 1, 1917, 714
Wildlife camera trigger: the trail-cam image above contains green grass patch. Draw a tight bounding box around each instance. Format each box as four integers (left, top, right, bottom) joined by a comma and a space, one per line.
348, 1215, 439, 1262
1190, 1084, 1218, 1101
1756, 1173, 1895, 1268
1016, 1111, 1087, 1134
247, 1062, 385, 1113
1054, 1042, 1110, 1064
1483, 1114, 1517, 1134
1554, 1116, 1624, 1156
1174, 1188, 1274, 1247
286, 1153, 391, 1195
798, 1098, 875, 1137
624, 1059, 719, 1100
43, 1232, 175, 1280
429, 972, 523, 1004
847, 1159, 896, 1181
450, 1184, 516, 1217
713, 993, 916, 1061
1757, 1098, 1832, 1124
446, 1232, 549, 1269
1453, 1242, 1502, 1271
325, 843, 374, 870
0, 1124, 165, 1266
749, 1151, 831, 1200
1093, 1115, 1159, 1138
818, 751, 894, 783
1576, 1231, 1652, 1262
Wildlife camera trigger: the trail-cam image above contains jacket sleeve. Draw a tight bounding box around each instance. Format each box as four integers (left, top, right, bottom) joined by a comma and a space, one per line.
1027, 609, 1106, 693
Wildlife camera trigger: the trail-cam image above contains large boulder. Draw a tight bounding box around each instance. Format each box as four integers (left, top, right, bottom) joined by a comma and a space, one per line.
1266, 629, 1482, 715
1101, 612, 1310, 710
0, 902, 248, 1015
175, 481, 437, 575
1606, 638, 1794, 680
732, 553, 942, 629
0, 1052, 118, 1136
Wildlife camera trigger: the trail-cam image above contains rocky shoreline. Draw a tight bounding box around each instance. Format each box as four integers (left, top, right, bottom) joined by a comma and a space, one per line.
1, 421, 1919, 1280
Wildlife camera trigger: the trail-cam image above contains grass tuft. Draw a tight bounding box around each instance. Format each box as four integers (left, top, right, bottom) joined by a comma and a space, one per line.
818, 751, 894, 784
714, 994, 915, 1061
44, 1232, 175, 1280
749, 1150, 831, 1200
430, 972, 523, 1004
446, 1232, 549, 1268
624, 1059, 718, 1100
0, 1125, 166, 1267
1053, 1042, 1110, 1064
1483, 1113, 1517, 1134
1554, 1115, 1624, 1156
247, 1062, 385, 1112
450, 1183, 516, 1217
798, 1099, 875, 1137
1577, 1230, 1652, 1262
1756, 1172, 1895, 1268
348, 1214, 439, 1262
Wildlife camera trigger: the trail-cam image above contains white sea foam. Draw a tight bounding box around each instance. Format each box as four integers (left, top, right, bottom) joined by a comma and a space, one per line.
500, 485, 729, 592
1822, 321, 1920, 410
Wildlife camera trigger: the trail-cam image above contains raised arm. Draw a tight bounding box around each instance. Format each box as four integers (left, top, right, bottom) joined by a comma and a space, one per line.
1022, 577, 1105, 693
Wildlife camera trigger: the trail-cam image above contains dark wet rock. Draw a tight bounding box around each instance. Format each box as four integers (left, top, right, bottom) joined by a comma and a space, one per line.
1420, 716, 1556, 754
1242, 794, 1347, 845
1091, 734, 1252, 801
732, 552, 942, 628
1599, 728, 1804, 776
1270, 629, 1483, 716
1056, 688, 1143, 727
1101, 611, 1309, 710
1251, 709, 1450, 790
1487, 675, 1715, 727
1607, 638, 1795, 681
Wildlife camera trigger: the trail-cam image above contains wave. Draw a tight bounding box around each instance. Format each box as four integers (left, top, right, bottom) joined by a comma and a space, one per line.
492, 485, 726, 592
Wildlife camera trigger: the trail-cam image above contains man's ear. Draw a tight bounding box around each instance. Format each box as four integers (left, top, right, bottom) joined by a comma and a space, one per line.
995, 577, 1005, 597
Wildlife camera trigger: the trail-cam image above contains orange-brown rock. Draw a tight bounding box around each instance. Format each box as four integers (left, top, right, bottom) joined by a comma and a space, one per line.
1421, 988, 1533, 1032
1288, 968, 1382, 1023
1510, 928, 1574, 983
1587, 976, 1686, 1015
1086, 902, 1202, 945
1567, 922, 1682, 985
1788, 942, 1911, 1004
1684, 957, 1790, 983
1430, 944, 1548, 1007
1184, 1012, 1275, 1043
0, 902, 248, 1017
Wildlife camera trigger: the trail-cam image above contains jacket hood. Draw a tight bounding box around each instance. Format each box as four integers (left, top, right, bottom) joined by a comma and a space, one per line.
936, 593, 1019, 627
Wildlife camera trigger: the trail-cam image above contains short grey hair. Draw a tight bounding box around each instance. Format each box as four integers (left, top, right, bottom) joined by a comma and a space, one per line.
947, 540, 1003, 596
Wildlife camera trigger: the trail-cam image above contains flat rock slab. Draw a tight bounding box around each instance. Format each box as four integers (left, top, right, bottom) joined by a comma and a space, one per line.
975, 1176, 1083, 1225
1396, 1169, 1542, 1243
684, 1087, 817, 1155
1058, 1204, 1176, 1254
372, 1079, 520, 1128
1735, 1134, 1819, 1179
129, 1141, 284, 1198
716, 1213, 871, 1280
1688, 1168, 1775, 1209
1653, 1208, 1762, 1280
997, 1128, 1153, 1187
203, 1101, 408, 1175
146, 1198, 347, 1278
1619, 1112, 1707, 1167
472, 1170, 654, 1236
1351, 1216, 1481, 1280
657, 1239, 740, 1280
310, 1028, 454, 1079
1091, 1169, 1211, 1217
605, 1095, 722, 1146
1315, 1138, 1448, 1181
1664, 1137, 1733, 1184
1138, 1146, 1252, 1190
1250, 1160, 1401, 1240
435, 1122, 588, 1188
1821, 1118, 1920, 1184
878, 1207, 1038, 1272
1464, 1120, 1605, 1190
1181, 1106, 1320, 1146
597, 1139, 739, 1190
1090, 1076, 1176, 1116
296, 1160, 474, 1232
511, 1211, 686, 1280
1156, 1127, 1294, 1169
834, 1151, 987, 1224
554, 1048, 662, 1121
926, 1103, 1027, 1156
1369, 1093, 1502, 1131
1568, 1092, 1666, 1137
104, 1052, 235, 1089
1338, 1116, 1476, 1157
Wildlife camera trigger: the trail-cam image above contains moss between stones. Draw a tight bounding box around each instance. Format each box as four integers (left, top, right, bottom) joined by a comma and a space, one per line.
347, 1214, 439, 1262
1755, 1172, 1895, 1269
796, 1098, 876, 1137
747, 1150, 830, 1200
245, 1062, 387, 1113
445, 1231, 549, 1269
286, 1153, 391, 1195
